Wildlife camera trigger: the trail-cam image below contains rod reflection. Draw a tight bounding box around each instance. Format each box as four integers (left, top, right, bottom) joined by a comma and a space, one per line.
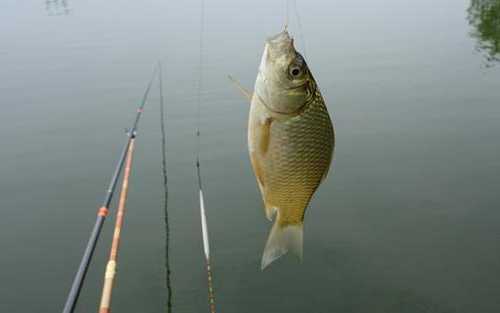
159, 63, 173, 313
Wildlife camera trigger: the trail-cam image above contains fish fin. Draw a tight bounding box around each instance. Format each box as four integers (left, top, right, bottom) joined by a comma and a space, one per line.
264, 205, 277, 221
228, 75, 253, 102
250, 151, 266, 191
261, 220, 303, 270
250, 152, 274, 221
258, 117, 272, 155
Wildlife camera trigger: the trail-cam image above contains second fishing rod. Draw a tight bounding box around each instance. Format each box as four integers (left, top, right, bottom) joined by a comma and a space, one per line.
62, 66, 158, 313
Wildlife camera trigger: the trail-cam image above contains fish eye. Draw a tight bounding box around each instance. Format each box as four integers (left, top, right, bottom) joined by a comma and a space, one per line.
288, 64, 303, 78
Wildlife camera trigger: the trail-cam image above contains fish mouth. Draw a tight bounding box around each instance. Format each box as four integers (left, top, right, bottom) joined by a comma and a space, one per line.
266, 30, 292, 44
266, 30, 294, 56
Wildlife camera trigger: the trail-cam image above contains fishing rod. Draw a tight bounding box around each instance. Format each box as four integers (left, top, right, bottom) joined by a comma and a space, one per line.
195, 0, 216, 312
98, 136, 136, 313
62, 67, 157, 313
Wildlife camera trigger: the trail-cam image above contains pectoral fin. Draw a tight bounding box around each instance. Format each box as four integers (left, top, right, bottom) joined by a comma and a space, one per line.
250, 150, 275, 221
250, 151, 266, 193
258, 117, 272, 155
250, 116, 275, 220
228, 75, 252, 102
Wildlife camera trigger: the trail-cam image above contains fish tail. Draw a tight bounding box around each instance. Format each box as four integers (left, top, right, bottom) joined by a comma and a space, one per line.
261, 216, 303, 270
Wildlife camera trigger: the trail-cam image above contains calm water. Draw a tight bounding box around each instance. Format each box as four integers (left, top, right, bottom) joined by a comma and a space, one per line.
1, 0, 500, 312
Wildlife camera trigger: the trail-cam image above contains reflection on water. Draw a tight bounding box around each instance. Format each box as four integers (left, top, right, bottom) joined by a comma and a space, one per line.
159, 65, 173, 313
45, 0, 70, 16
468, 0, 500, 65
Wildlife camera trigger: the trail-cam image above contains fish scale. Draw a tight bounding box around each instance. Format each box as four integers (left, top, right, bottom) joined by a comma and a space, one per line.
262, 90, 334, 226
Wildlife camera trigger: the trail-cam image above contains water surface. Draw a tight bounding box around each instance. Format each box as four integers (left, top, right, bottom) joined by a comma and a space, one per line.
1, 0, 500, 312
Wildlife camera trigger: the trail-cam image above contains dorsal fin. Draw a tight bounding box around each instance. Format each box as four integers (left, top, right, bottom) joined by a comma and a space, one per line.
228, 75, 252, 102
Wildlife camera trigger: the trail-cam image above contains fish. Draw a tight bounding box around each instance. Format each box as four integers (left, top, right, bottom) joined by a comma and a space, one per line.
246, 30, 335, 269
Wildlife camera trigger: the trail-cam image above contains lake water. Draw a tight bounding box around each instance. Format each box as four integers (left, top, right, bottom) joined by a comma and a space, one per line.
1, 0, 500, 312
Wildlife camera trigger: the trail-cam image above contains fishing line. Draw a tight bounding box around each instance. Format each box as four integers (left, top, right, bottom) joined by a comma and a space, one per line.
292, 0, 307, 58
285, 0, 307, 58
196, 0, 217, 312
195, 0, 204, 159
159, 61, 173, 313
285, 0, 289, 29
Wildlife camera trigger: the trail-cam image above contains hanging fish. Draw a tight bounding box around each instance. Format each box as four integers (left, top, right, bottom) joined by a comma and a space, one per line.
232, 30, 335, 269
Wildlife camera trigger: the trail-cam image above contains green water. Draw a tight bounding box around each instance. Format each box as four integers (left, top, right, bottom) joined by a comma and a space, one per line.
1, 0, 500, 312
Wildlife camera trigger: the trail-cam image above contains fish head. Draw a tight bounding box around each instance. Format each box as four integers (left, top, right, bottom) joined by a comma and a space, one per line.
256, 30, 313, 114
